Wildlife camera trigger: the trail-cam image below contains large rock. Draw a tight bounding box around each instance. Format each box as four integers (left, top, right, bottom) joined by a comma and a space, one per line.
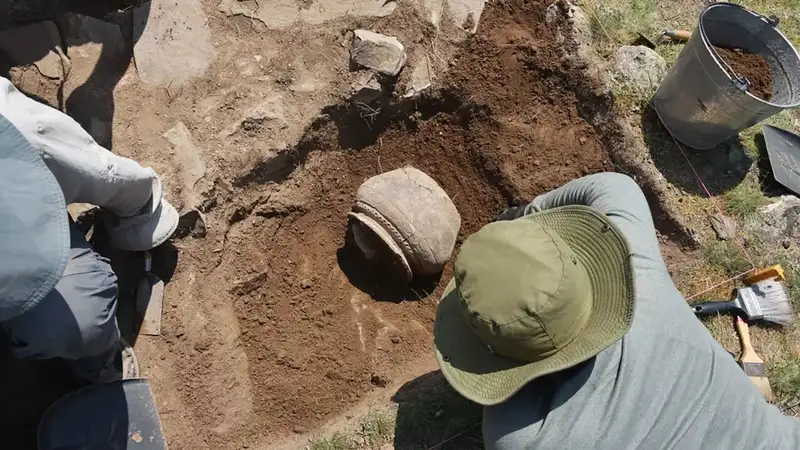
134, 0, 215, 88
613, 45, 667, 95
350, 30, 407, 77
749, 196, 800, 242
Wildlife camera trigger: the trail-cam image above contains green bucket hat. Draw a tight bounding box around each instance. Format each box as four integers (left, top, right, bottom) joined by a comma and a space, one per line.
434, 205, 635, 406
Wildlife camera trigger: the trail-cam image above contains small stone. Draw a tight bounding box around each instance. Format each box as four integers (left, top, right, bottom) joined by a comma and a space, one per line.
391, 336, 401, 344
175, 209, 207, 238
376, 1, 397, 17
370, 374, 390, 387
709, 213, 737, 241
351, 73, 383, 103
402, 59, 433, 98
194, 340, 210, 352
433, 408, 444, 419
254, 54, 262, 62
300, 279, 313, 289
579, 137, 588, 144
350, 30, 407, 76
447, 0, 487, 33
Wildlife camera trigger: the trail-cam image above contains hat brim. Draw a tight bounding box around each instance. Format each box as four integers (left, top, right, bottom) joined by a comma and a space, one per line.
434, 205, 635, 406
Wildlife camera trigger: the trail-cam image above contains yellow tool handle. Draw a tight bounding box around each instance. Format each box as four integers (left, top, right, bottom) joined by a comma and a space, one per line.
735, 316, 762, 364
663, 29, 692, 42
744, 265, 785, 285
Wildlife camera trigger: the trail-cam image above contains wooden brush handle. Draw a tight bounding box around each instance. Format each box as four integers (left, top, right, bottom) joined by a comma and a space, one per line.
665, 29, 692, 42
735, 316, 762, 364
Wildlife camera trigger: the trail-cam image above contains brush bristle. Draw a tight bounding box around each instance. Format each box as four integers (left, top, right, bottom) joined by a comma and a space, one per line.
749, 376, 774, 403
755, 280, 794, 325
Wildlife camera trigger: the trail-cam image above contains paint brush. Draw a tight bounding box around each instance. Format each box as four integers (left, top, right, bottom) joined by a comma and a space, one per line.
692, 279, 793, 325
735, 315, 774, 402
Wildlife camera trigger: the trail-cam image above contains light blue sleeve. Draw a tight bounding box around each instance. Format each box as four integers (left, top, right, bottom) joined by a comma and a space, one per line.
511, 172, 666, 269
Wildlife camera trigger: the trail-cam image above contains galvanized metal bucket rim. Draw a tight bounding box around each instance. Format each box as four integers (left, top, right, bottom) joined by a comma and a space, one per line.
699, 1, 800, 108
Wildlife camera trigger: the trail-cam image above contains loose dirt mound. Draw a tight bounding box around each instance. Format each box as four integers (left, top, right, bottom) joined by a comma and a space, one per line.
153, 1, 613, 447
713, 46, 773, 101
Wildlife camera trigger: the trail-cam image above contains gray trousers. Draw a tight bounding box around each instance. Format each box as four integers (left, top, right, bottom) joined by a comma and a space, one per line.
0, 77, 173, 380
2, 220, 120, 380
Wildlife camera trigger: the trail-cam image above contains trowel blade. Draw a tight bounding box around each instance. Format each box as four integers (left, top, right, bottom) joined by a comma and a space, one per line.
136, 274, 165, 336
763, 125, 800, 196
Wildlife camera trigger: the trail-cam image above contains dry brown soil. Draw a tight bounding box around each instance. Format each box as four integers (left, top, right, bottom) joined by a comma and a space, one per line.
3, 0, 614, 448
713, 46, 773, 101
176, 0, 608, 446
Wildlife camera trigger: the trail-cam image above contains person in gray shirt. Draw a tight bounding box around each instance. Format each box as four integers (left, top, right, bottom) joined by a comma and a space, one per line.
0, 76, 178, 382
434, 172, 800, 449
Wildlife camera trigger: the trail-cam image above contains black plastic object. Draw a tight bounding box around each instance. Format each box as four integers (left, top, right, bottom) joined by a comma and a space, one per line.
763, 125, 800, 196
692, 300, 746, 318
37, 379, 166, 450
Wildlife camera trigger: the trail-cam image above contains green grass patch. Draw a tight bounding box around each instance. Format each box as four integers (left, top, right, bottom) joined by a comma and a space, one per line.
309, 412, 393, 450
771, 355, 800, 401
310, 433, 359, 450
583, 0, 800, 61
583, 0, 659, 56
723, 182, 768, 218
739, 111, 796, 159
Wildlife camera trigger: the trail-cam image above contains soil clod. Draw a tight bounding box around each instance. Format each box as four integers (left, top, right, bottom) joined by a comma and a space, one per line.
713, 46, 773, 100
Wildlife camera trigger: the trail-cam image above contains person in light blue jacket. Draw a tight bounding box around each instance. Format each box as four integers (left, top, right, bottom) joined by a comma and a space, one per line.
0, 77, 178, 381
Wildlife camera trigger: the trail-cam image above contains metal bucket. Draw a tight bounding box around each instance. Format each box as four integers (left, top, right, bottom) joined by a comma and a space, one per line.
654, 3, 800, 150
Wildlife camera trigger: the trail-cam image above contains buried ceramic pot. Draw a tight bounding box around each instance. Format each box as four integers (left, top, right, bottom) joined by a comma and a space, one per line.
348, 166, 461, 280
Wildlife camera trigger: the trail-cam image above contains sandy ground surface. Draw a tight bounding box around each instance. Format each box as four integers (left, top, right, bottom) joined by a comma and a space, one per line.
0, 0, 640, 448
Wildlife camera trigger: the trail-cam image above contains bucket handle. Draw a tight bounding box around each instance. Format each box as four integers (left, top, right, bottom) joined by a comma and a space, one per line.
711, 8, 781, 92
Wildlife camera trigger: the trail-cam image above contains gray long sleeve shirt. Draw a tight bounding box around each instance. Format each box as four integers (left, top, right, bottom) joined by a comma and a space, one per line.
483, 173, 800, 449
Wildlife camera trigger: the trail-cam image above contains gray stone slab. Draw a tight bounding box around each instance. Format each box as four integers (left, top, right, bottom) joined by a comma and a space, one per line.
133, 0, 216, 87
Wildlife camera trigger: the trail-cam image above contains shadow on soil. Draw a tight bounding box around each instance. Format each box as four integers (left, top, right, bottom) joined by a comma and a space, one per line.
336, 226, 442, 303
392, 372, 484, 450
640, 107, 752, 196
392, 361, 596, 449
233, 89, 496, 188
0, 4, 146, 150
753, 132, 794, 196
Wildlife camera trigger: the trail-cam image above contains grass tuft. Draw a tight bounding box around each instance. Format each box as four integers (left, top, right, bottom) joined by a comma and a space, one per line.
723, 182, 768, 218
310, 433, 358, 450
308, 411, 393, 450
704, 240, 753, 275
359, 412, 394, 448
771, 355, 800, 401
